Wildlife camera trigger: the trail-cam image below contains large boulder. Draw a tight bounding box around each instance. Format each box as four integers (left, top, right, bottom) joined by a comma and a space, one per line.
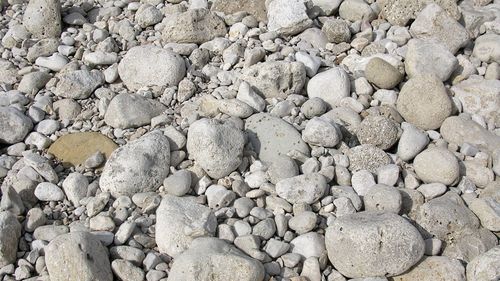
99, 131, 170, 197
162, 9, 227, 44
440, 116, 500, 153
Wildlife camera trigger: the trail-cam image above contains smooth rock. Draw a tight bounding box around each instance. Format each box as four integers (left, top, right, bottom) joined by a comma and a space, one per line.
0, 107, 33, 144
104, 93, 166, 129
466, 246, 500, 281
307, 67, 350, 109
397, 123, 429, 161
62, 172, 89, 207
290, 232, 326, 259
468, 198, 500, 232
365, 58, 403, 89
379, 0, 460, 26
405, 39, 458, 81
34, 182, 65, 201
302, 117, 342, 148
162, 9, 227, 44
413, 147, 459, 185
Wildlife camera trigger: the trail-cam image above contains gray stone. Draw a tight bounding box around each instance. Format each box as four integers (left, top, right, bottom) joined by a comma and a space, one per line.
339, 0, 376, 22
469, 198, 500, 232
466, 246, 500, 281
163, 170, 191, 197
357, 115, 400, 150
118, 45, 185, 91
326, 211, 425, 278
23, 0, 61, 38
391, 256, 465, 281
18, 71, 52, 94
237, 81, 266, 112
205, 185, 236, 209
290, 232, 326, 259
302, 117, 342, 148
452, 78, 500, 124
347, 144, 391, 173
156, 195, 216, 257
416, 183, 447, 200
104, 93, 166, 129
54, 69, 104, 100
413, 147, 459, 186
252, 218, 276, 240
264, 239, 290, 258
45, 232, 112, 281
0, 107, 33, 144
211, 0, 267, 22
307, 67, 350, 109
187, 118, 245, 179
397, 122, 429, 161
0, 211, 21, 267
167, 237, 265, 281
111, 259, 145, 281
135, 4, 163, 28
440, 116, 500, 153
289, 211, 317, 234
63, 172, 89, 207
100, 131, 170, 197
267, 0, 312, 36
276, 173, 328, 204
405, 39, 458, 81
162, 9, 227, 44
473, 33, 500, 63
34, 182, 65, 201
322, 19, 351, 44
364, 184, 402, 213
378, 0, 460, 26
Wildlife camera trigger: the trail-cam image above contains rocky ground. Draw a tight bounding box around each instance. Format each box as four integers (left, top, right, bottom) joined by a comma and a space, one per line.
0, 0, 499, 280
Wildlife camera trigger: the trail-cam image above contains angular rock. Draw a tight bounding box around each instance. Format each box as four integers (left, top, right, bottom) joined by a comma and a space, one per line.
100, 131, 170, 197
397, 122, 429, 161
290, 232, 326, 259
54, 69, 104, 99
413, 147, 459, 186
118, 45, 186, 91
307, 67, 350, 109
452, 78, 500, 124
162, 9, 227, 44
468, 198, 500, 232
267, 0, 312, 36
391, 256, 465, 281
405, 39, 458, 81
211, 0, 267, 22
326, 211, 425, 278
45, 232, 113, 281
104, 93, 166, 129
466, 246, 500, 281
187, 118, 245, 179
0, 211, 22, 267
302, 117, 342, 148
440, 116, 500, 153
241, 61, 306, 99
275, 173, 328, 204
23, 0, 62, 39
0, 107, 33, 144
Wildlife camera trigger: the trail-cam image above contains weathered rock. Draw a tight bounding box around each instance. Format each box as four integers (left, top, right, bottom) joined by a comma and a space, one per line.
162, 9, 227, 44
187, 118, 245, 179
307, 67, 350, 109
118, 45, 186, 91
246, 113, 310, 164
241, 61, 306, 99
276, 173, 328, 204
290, 232, 326, 259
18, 71, 52, 94
396, 74, 452, 130
267, 0, 312, 36
156, 195, 217, 257
45, 232, 113, 281
473, 33, 500, 63
469, 198, 500, 232
322, 18, 351, 44
0, 107, 33, 144
104, 93, 166, 129
167, 237, 265, 281
47, 133, 115, 169
0, 211, 21, 267
326, 211, 425, 278
23, 0, 62, 39
339, 0, 376, 22
100, 131, 170, 197
54, 69, 104, 99
302, 117, 342, 148
413, 147, 459, 186
363, 184, 403, 213
452, 78, 500, 124
347, 144, 391, 173
211, 0, 267, 22
466, 246, 500, 281
378, 0, 460, 26
405, 39, 458, 81
397, 122, 429, 161
440, 116, 500, 153
391, 256, 466, 281
357, 115, 400, 150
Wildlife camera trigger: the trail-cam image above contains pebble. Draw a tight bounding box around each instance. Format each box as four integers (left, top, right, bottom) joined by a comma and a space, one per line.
0, 107, 33, 144
290, 232, 326, 259
0, 211, 22, 267
357, 115, 400, 150
104, 93, 166, 129
307, 67, 350, 109
54, 69, 104, 99
397, 122, 429, 161
34, 182, 65, 201
363, 184, 402, 213
267, 0, 312, 36
405, 39, 458, 81
365, 58, 403, 89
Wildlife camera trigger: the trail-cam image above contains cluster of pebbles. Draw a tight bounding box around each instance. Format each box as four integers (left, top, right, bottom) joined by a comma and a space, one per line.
0, 0, 500, 280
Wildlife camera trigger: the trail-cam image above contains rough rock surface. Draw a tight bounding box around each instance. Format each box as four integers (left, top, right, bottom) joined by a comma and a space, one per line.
162, 9, 227, 44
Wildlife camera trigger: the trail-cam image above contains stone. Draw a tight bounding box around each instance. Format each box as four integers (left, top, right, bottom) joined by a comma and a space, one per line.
237, 81, 266, 112
100, 131, 170, 197
48, 132, 118, 167
22, 151, 58, 183
118, 45, 186, 91
45, 232, 112, 281
241, 61, 306, 99
267, 156, 299, 184
363, 184, 402, 213
53, 99, 81, 121
162, 9, 227, 44
290, 232, 326, 259
409, 3, 469, 54
18, 71, 52, 94
405, 39, 458, 81
416, 183, 447, 200
302, 117, 342, 148
211, 0, 267, 22
397, 123, 429, 161
468, 198, 500, 232
307, 67, 350, 109
34, 182, 65, 201
23, 0, 61, 38
322, 18, 351, 44
391, 256, 465, 281
440, 116, 500, 153
187, 118, 245, 179
326, 211, 425, 278
466, 246, 500, 281
0, 107, 33, 144
347, 144, 391, 173
163, 170, 191, 197
0, 211, 21, 267
473, 33, 500, 63
295, 52, 321, 77
276, 173, 328, 204
111, 259, 145, 281
156, 195, 216, 257
396, 75, 453, 130
413, 147, 459, 186
463, 161, 494, 188
289, 211, 317, 234
441, 227, 496, 263
365, 58, 403, 89
357, 115, 400, 150
267, 0, 312, 36
218, 99, 254, 118
35, 53, 68, 71
205, 185, 236, 209
264, 239, 290, 258
104, 93, 166, 129
296, 28, 329, 49
54, 69, 104, 99
246, 113, 309, 164
452, 78, 500, 124
62, 172, 89, 207
378, 0, 460, 26
339, 0, 376, 22
135, 4, 163, 28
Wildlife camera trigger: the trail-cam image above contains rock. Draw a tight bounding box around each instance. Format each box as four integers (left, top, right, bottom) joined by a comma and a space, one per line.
118, 45, 186, 91
187, 118, 245, 179
413, 147, 459, 185
23, 0, 61, 39
396, 75, 452, 130
364, 184, 402, 213
156, 195, 216, 257
416, 183, 447, 200
48, 132, 118, 167
162, 9, 227, 44
267, 0, 312, 36
167, 237, 265, 281
466, 246, 500, 281
267, 155, 299, 184
0, 107, 33, 144
100, 131, 170, 197
296, 28, 329, 49
218, 99, 254, 118
405, 39, 458, 81
111, 259, 145, 281
45, 232, 113, 281
62, 172, 89, 207
310, 0, 342, 16
0, 211, 21, 267
53, 99, 81, 121
246, 113, 309, 164
452, 78, 500, 124
326, 211, 425, 278
463, 161, 494, 188
302, 117, 342, 148
307, 67, 350, 109
18, 71, 52, 94
22, 151, 59, 183
211, 0, 267, 22
54, 69, 104, 99
135, 4, 163, 28
409, 3, 469, 54
365, 58, 403, 89
35, 53, 68, 71
163, 170, 191, 197
206, 185, 236, 209
472, 33, 500, 63
296, 51, 321, 77
34, 182, 65, 201
339, 0, 376, 22
275, 173, 328, 204
322, 18, 351, 44
290, 232, 326, 259
468, 198, 500, 232
237, 81, 266, 112
397, 123, 429, 161
241, 61, 306, 99
357, 115, 400, 150
391, 256, 465, 281
441, 227, 496, 263
104, 93, 166, 129
440, 116, 500, 153
347, 144, 391, 173
289, 211, 317, 234
378, 0, 460, 26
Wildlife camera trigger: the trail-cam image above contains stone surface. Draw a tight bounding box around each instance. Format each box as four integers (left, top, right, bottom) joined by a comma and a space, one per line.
391, 256, 466, 281
365, 57, 403, 89
162, 9, 227, 44
118, 45, 186, 91
307, 67, 350, 109
322, 19, 351, 44
211, 0, 267, 22
45, 232, 113, 281
347, 144, 391, 173
378, 0, 460, 26
326, 211, 425, 278
405, 39, 458, 81
0, 107, 33, 144
452, 78, 500, 124
473, 33, 500, 63
302, 117, 342, 148
413, 147, 459, 185
187, 118, 245, 179
468, 198, 500, 232
397, 123, 429, 161
167, 237, 265, 281
440, 116, 500, 153
23, 0, 61, 39
267, 0, 312, 36
99, 131, 170, 197
104, 93, 166, 129
54, 69, 104, 99
0, 211, 21, 267
356, 115, 400, 150
276, 173, 328, 204
466, 246, 500, 281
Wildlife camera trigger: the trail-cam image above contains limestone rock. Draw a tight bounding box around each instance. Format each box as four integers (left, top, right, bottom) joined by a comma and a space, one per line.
104, 93, 166, 129
211, 0, 267, 22
23, 0, 62, 39
0, 107, 33, 144
0, 211, 22, 267
267, 0, 313, 36
54, 69, 104, 99
162, 9, 227, 44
